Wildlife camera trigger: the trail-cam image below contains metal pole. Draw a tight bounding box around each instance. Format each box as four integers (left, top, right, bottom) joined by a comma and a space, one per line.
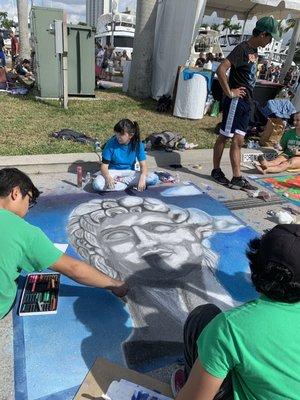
279, 19, 300, 84
110, 0, 115, 47
241, 18, 247, 42
62, 12, 68, 109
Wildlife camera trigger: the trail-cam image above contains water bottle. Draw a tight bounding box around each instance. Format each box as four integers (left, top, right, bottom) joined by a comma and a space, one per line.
77, 166, 83, 188
94, 140, 101, 152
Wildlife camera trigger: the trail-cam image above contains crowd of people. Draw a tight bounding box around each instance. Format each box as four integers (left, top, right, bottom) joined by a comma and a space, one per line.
195, 51, 224, 68
258, 61, 299, 86
0, 29, 35, 90
95, 43, 131, 83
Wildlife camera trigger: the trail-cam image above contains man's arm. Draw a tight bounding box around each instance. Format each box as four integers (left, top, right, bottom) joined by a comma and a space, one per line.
216, 59, 246, 99
15, 39, 19, 55
175, 359, 224, 400
51, 254, 128, 297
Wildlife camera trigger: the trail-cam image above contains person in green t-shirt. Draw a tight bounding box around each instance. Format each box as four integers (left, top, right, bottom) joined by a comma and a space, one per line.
255, 111, 300, 174
0, 168, 128, 320
171, 224, 300, 400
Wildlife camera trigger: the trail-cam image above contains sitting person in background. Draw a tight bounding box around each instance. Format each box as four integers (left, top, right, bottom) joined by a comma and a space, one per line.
15, 59, 35, 89
16, 59, 33, 78
172, 224, 300, 400
195, 52, 206, 67
255, 111, 300, 174
93, 119, 158, 192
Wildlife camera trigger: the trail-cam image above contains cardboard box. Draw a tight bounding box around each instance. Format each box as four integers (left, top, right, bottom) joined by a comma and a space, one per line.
74, 358, 173, 399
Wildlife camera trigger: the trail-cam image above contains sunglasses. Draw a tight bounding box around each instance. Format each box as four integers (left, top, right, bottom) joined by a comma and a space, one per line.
27, 192, 37, 209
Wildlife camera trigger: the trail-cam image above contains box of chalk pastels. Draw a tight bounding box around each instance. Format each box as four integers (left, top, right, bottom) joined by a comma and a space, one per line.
19, 273, 60, 316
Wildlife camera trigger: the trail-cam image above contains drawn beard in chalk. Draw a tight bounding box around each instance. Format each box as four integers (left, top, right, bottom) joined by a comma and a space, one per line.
68, 196, 242, 293
67, 196, 243, 367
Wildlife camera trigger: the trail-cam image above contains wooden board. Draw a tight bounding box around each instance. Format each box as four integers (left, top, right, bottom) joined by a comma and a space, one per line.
74, 358, 173, 399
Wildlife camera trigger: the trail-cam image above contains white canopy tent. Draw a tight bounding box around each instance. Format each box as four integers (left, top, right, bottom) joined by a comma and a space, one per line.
205, 0, 300, 19
151, 0, 300, 99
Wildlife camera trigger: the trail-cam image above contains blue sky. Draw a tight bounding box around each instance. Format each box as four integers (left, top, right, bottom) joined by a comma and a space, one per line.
0, 0, 252, 28
0, 0, 291, 43
0, 0, 136, 23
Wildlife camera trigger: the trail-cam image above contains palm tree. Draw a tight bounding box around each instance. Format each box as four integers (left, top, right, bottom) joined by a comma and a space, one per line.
278, 18, 296, 37
211, 23, 221, 32
231, 23, 242, 34
17, 0, 30, 59
222, 19, 232, 35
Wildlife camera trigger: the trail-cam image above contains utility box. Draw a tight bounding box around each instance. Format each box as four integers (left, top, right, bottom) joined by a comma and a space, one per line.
68, 25, 95, 96
30, 6, 63, 98
30, 6, 95, 98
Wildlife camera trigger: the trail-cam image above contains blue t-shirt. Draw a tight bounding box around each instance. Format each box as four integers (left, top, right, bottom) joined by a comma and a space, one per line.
102, 136, 147, 170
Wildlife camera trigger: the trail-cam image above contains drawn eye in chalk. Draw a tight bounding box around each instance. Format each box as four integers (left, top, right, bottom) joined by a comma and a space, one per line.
102, 229, 135, 242
151, 224, 176, 233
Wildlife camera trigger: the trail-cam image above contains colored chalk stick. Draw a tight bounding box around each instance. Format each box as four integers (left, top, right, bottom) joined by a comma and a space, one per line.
50, 296, 57, 311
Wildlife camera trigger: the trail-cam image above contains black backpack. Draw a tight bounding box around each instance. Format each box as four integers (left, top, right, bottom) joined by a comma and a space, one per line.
50, 129, 97, 145
156, 95, 173, 113
146, 131, 183, 151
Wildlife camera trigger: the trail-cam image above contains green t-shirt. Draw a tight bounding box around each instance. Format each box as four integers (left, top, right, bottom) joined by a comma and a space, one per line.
0, 209, 63, 319
280, 128, 300, 158
197, 296, 300, 400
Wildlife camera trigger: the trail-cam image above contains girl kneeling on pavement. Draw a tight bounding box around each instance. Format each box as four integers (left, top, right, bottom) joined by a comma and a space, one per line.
255, 111, 300, 174
93, 119, 158, 192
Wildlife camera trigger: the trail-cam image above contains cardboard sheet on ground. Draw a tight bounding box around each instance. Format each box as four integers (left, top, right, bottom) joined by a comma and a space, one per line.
253, 174, 300, 206
13, 183, 258, 400
74, 358, 172, 399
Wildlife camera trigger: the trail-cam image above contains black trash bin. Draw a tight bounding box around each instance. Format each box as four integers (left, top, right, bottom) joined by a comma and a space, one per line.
253, 80, 284, 106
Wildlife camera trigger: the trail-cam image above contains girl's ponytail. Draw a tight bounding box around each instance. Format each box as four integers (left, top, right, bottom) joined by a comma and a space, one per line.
131, 121, 140, 150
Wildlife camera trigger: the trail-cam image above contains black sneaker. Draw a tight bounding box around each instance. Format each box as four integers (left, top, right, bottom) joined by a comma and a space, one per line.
211, 168, 230, 186
230, 176, 257, 191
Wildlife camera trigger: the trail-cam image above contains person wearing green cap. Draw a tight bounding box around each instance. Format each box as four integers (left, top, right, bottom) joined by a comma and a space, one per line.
211, 16, 281, 191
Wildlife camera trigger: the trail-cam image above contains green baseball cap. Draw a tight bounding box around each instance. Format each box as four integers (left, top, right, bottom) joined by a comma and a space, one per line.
256, 16, 281, 41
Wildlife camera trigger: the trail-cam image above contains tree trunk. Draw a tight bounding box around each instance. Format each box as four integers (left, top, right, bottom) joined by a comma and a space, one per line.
279, 19, 300, 84
17, 0, 30, 60
128, 0, 157, 98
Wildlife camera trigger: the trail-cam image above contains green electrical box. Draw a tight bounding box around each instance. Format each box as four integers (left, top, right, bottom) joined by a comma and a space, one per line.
67, 25, 95, 96
30, 6, 95, 98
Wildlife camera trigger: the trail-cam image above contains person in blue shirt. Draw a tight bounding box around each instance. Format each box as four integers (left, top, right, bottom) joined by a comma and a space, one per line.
93, 119, 158, 192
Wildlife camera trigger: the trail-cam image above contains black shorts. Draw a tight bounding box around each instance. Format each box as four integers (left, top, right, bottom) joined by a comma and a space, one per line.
220, 96, 251, 138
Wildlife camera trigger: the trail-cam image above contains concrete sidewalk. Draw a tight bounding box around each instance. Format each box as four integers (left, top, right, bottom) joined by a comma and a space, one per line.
0, 149, 290, 400
0, 148, 265, 174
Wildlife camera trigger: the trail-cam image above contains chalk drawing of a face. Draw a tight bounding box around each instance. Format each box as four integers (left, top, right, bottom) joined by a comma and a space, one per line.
68, 196, 241, 282
68, 196, 243, 368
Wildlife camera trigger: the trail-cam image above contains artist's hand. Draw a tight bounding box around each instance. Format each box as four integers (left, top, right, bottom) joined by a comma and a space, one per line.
137, 175, 146, 191
110, 280, 129, 298
105, 175, 115, 189
230, 87, 246, 98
